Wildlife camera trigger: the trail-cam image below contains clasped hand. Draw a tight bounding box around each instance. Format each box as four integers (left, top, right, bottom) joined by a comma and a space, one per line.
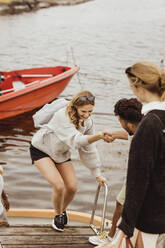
101, 130, 114, 143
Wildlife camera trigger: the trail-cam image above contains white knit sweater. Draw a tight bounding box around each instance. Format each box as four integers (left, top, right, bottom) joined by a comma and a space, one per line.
32, 107, 101, 177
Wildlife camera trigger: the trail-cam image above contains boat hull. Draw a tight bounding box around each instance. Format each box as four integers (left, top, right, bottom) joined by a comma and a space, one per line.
0, 66, 79, 120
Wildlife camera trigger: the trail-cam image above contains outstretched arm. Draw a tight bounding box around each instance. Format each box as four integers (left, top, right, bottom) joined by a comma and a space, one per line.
87, 130, 114, 144
111, 130, 128, 140
87, 130, 128, 145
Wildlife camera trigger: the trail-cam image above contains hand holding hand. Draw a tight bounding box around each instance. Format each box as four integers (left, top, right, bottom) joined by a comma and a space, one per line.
100, 130, 114, 143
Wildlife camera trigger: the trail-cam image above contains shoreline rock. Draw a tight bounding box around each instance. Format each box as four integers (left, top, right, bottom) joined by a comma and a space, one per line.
0, 0, 93, 15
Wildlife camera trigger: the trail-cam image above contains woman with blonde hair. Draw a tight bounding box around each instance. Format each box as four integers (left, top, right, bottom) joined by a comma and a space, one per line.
30, 90, 111, 232
96, 62, 165, 248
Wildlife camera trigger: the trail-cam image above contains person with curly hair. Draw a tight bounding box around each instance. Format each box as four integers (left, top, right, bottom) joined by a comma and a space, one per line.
30, 90, 112, 232
89, 98, 143, 246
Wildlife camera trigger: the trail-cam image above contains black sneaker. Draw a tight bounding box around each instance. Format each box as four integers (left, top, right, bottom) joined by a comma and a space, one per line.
63, 211, 68, 225
52, 214, 64, 232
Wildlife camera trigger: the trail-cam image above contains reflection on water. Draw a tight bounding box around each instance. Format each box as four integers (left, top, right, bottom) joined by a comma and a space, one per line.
0, 0, 165, 219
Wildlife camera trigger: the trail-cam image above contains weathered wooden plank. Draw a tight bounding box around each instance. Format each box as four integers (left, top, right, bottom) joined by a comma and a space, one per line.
0, 235, 93, 245
0, 226, 94, 236
0, 225, 96, 247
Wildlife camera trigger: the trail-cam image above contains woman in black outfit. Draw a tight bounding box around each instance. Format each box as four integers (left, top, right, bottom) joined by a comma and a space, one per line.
97, 62, 165, 248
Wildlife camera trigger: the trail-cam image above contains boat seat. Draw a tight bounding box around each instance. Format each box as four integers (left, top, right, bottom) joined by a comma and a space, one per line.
13, 81, 26, 91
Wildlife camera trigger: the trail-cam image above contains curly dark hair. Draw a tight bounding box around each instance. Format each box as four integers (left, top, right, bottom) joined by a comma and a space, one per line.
114, 98, 143, 123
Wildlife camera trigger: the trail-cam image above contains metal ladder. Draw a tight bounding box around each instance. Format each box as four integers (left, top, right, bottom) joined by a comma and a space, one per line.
90, 183, 109, 235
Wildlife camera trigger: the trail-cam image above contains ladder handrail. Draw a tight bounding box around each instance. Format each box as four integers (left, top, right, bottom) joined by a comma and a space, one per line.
90, 183, 109, 234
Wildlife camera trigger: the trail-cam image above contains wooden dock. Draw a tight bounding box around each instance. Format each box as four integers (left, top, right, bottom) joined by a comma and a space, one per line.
0, 224, 95, 248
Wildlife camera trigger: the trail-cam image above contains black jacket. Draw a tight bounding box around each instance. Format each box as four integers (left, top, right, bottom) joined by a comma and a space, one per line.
119, 110, 165, 237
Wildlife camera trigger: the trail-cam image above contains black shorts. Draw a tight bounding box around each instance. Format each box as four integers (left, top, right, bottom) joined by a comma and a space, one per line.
30, 144, 71, 164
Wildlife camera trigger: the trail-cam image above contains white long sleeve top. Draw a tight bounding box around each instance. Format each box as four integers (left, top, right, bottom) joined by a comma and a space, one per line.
31, 107, 102, 177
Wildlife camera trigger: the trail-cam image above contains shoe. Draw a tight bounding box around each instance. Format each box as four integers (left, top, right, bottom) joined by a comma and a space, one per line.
52, 214, 64, 232
63, 210, 68, 225
88, 232, 112, 246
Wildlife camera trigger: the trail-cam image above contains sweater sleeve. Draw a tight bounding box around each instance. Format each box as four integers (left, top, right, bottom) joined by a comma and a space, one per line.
80, 118, 102, 177
118, 114, 158, 237
47, 108, 89, 149
78, 143, 102, 177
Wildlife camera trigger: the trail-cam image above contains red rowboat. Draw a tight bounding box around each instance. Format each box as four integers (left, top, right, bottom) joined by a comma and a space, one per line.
0, 66, 79, 120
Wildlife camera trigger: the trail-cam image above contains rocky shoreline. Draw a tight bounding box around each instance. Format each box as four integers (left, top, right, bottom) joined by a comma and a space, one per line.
0, 0, 93, 15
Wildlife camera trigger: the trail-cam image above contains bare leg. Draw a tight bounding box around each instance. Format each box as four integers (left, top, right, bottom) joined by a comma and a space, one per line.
108, 201, 123, 238
136, 232, 144, 248
56, 161, 78, 211
35, 157, 65, 215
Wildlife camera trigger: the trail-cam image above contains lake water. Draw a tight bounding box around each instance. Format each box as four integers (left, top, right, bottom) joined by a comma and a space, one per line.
0, 0, 165, 221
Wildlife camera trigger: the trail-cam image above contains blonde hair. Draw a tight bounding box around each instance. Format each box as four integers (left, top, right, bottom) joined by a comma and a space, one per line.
66, 90, 95, 129
125, 62, 165, 101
